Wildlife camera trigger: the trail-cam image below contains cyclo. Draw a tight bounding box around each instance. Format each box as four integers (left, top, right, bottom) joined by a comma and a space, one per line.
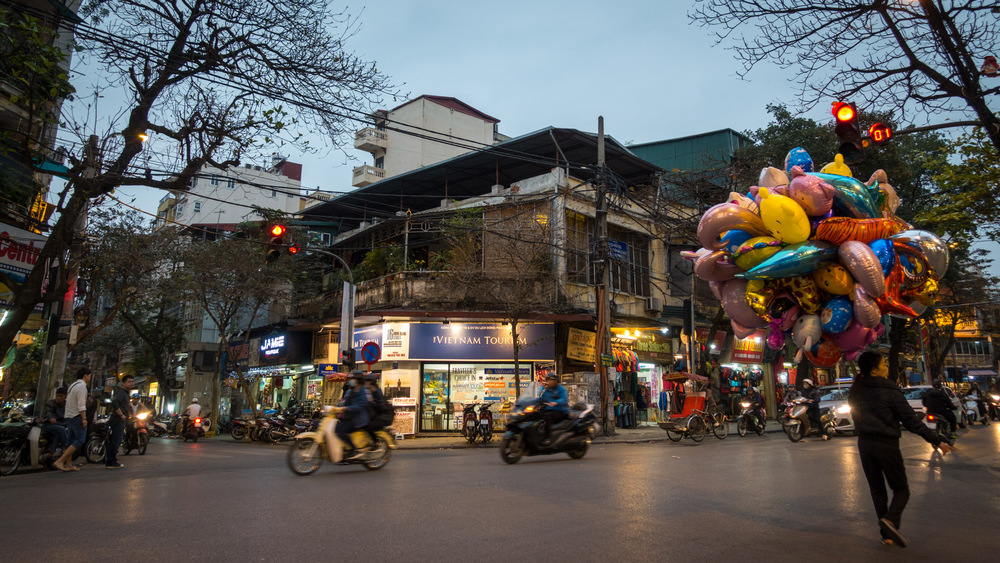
657, 372, 728, 442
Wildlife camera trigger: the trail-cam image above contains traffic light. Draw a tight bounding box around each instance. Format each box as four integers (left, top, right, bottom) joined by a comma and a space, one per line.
341, 348, 356, 370
868, 122, 893, 146
46, 316, 73, 346
832, 101, 864, 164
266, 223, 286, 263
288, 243, 301, 255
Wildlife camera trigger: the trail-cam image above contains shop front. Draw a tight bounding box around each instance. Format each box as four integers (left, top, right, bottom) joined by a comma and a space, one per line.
226, 328, 312, 415
608, 328, 674, 427
342, 322, 555, 434
720, 330, 766, 415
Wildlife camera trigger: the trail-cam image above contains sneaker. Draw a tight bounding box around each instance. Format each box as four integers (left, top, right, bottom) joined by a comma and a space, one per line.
105, 463, 125, 469
879, 518, 907, 548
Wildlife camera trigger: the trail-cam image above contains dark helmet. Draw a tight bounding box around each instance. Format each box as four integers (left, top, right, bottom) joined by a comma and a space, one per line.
933, 379, 942, 389
362, 372, 378, 383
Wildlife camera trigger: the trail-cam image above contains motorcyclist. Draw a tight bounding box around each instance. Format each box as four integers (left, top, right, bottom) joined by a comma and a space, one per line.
966, 383, 987, 420
922, 379, 957, 439
363, 372, 393, 431
801, 379, 822, 434
182, 397, 201, 433
540, 374, 570, 445
41, 387, 69, 453
745, 386, 765, 430
332, 372, 370, 459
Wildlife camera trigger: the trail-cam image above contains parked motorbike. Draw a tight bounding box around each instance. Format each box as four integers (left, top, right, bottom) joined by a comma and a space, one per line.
0, 418, 61, 475
963, 396, 989, 426
461, 402, 495, 444
286, 407, 394, 475
924, 410, 956, 447
122, 413, 150, 455
230, 418, 253, 441
499, 397, 596, 464
267, 415, 300, 442
84, 419, 111, 463
782, 398, 835, 442
150, 416, 170, 438
736, 400, 765, 437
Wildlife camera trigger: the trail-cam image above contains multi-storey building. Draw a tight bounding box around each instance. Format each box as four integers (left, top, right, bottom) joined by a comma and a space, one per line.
352, 95, 503, 187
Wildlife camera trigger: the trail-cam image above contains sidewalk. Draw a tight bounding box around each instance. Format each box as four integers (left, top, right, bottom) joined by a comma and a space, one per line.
205, 420, 788, 450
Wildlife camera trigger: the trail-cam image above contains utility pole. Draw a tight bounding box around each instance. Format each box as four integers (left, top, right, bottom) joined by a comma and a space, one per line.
593, 116, 614, 436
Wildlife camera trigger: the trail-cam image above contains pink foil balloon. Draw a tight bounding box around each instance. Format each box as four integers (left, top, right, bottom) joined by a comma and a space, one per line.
730, 320, 757, 339
694, 249, 741, 281
709, 280, 724, 301
839, 241, 886, 297
697, 203, 769, 250
787, 166, 835, 215
852, 286, 881, 327
830, 321, 885, 362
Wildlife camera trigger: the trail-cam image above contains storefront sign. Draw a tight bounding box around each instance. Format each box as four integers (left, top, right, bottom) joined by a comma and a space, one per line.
148, 382, 158, 397
383, 324, 409, 360
391, 397, 417, 407
261, 335, 286, 357
407, 323, 554, 361
695, 328, 726, 355
567, 327, 596, 363
731, 330, 766, 364
600, 354, 613, 367
0, 223, 46, 313
634, 332, 673, 362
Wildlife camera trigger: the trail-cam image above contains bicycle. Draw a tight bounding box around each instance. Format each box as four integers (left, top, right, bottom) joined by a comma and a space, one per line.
703, 406, 730, 440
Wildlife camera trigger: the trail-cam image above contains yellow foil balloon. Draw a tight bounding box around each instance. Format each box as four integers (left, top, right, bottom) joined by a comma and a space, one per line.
812, 263, 856, 295
776, 275, 824, 314
758, 187, 810, 243
732, 236, 783, 270
746, 280, 776, 318
819, 153, 853, 178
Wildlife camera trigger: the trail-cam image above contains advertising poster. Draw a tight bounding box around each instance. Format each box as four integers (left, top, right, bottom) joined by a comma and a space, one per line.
566, 327, 596, 363
0, 222, 46, 315
388, 410, 416, 436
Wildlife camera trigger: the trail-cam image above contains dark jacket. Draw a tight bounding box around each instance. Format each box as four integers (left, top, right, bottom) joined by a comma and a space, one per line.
849, 376, 940, 445
110, 388, 130, 422
921, 388, 953, 415
42, 399, 65, 424
341, 388, 370, 428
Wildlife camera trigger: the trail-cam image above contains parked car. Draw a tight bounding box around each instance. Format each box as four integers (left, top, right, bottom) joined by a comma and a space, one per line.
817, 385, 854, 434
902, 385, 967, 429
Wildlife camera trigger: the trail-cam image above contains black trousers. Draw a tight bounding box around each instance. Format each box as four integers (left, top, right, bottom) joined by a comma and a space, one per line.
858, 436, 909, 532
542, 411, 569, 438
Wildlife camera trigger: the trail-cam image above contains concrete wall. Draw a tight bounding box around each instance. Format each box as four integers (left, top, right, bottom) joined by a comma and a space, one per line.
384, 99, 495, 177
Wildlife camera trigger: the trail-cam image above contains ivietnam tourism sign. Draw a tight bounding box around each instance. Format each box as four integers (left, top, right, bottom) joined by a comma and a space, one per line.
0, 222, 46, 314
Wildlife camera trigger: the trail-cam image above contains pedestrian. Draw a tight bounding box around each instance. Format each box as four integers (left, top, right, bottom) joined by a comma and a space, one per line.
53, 368, 91, 472
848, 351, 952, 548
106, 375, 134, 469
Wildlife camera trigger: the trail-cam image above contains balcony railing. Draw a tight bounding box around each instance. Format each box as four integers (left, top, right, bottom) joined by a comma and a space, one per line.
354, 127, 388, 153
352, 164, 386, 187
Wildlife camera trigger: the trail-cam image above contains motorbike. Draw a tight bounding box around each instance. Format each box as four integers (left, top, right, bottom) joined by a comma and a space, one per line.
461, 402, 495, 444
150, 416, 170, 438
499, 396, 596, 464
0, 418, 61, 475
122, 412, 150, 455
736, 400, 765, 437
286, 407, 394, 475
230, 418, 253, 441
181, 415, 204, 442
963, 395, 989, 426
84, 419, 111, 463
782, 398, 835, 442
987, 393, 1000, 421
923, 409, 955, 447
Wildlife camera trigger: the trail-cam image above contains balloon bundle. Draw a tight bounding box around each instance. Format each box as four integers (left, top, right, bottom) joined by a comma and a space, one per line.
685, 149, 949, 367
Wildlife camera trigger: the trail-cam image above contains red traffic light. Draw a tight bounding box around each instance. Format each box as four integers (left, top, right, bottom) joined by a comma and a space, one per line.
832, 102, 856, 122
288, 244, 301, 255
868, 122, 893, 145
270, 224, 286, 237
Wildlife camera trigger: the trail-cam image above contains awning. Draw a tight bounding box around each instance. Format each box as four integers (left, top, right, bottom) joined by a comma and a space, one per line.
967, 369, 998, 377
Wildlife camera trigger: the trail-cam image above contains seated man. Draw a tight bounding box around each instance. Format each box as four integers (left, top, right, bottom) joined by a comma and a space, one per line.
745, 387, 765, 429
332, 372, 370, 459
41, 387, 69, 453
540, 374, 570, 445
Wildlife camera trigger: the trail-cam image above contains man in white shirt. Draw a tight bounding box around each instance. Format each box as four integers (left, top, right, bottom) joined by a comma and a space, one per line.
182, 397, 201, 434
53, 368, 91, 472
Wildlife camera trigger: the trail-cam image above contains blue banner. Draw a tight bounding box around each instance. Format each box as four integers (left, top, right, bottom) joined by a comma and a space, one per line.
407, 323, 554, 361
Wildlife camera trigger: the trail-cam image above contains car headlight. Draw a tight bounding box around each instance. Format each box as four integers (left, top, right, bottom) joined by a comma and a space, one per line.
836, 405, 851, 414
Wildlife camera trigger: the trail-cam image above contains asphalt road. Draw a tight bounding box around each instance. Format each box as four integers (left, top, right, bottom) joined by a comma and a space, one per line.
2, 423, 998, 562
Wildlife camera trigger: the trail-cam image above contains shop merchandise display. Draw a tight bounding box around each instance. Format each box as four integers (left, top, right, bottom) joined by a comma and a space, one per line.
685, 149, 948, 365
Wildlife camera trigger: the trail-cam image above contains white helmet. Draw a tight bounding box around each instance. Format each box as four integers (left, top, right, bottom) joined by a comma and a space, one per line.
803, 379, 814, 387
192, 398, 199, 403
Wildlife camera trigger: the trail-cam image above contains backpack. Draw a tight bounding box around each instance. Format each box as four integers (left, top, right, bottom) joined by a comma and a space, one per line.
371, 390, 395, 427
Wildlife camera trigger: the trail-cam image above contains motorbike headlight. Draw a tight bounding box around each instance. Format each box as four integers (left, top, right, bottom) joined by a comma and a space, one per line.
836, 405, 851, 414
524, 406, 535, 413
740, 402, 750, 408
992, 394, 999, 402
136, 412, 149, 420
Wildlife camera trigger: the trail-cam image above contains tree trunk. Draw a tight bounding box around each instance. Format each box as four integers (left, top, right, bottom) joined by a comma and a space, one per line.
888, 317, 908, 386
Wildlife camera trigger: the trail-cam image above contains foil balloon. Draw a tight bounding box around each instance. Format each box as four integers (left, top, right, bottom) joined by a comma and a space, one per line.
758, 187, 811, 243
813, 216, 908, 245
784, 147, 814, 174
732, 236, 784, 270
748, 184, 789, 204
812, 172, 880, 219
698, 203, 770, 251
738, 240, 838, 280
893, 241, 931, 288
818, 153, 852, 177
730, 320, 757, 339
806, 339, 843, 367
766, 324, 786, 350
721, 279, 768, 328
891, 229, 949, 275
904, 276, 939, 307
769, 294, 802, 331
868, 239, 895, 276
908, 301, 928, 317
787, 166, 835, 215
851, 286, 881, 328
694, 249, 741, 282
830, 321, 885, 362
839, 241, 886, 297
792, 314, 822, 351
776, 275, 823, 314
709, 280, 724, 301
866, 170, 901, 215
745, 280, 776, 318
758, 166, 789, 188
727, 192, 759, 214
721, 230, 753, 255
820, 297, 853, 333
874, 263, 918, 318
812, 263, 855, 295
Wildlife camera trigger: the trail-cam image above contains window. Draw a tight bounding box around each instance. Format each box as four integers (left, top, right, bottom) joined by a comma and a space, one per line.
271, 190, 277, 198
227, 178, 235, 189
607, 226, 651, 297
565, 211, 591, 285
175, 203, 184, 217
374, 156, 384, 169
193, 202, 201, 213
210, 175, 220, 186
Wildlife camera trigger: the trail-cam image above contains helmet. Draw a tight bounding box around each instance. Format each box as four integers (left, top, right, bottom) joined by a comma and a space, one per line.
362, 372, 378, 383
192, 398, 199, 403
803, 379, 814, 387
751, 387, 759, 393
932, 379, 942, 389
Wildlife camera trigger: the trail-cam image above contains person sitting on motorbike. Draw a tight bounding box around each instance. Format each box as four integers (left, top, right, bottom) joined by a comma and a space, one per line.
332, 372, 370, 459
41, 387, 69, 453
745, 386, 765, 429
182, 397, 201, 432
967, 383, 987, 419
540, 374, 570, 446
922, 379, 958, 438
363, 372, 393, 432
801, 379, 822, 431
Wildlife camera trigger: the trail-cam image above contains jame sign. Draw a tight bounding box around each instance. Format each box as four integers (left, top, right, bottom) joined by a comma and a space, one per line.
261, 335, 285, 357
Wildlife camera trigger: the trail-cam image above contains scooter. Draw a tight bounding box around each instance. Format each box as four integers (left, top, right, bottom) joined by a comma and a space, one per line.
736, 400, 765, 437
0, 418, 61, 475
181, 415, 203, 442
461, 401, 495, 444
987, 393, 1000, 421
499, 398, 596, 464
782, 398, 835, 442
122, 412, 150, 455
963, 396, 988, 426
923, 409, 956, 447
286, 408, 394, 475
